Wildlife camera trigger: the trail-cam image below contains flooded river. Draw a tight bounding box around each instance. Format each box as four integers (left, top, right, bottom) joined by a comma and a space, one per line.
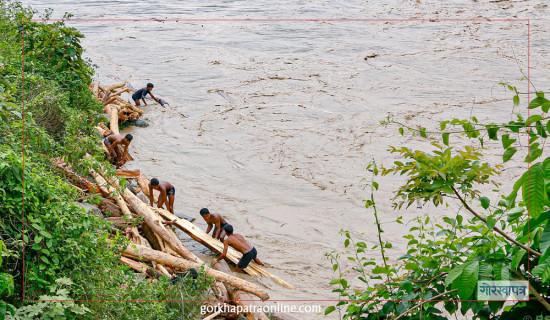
23, 0, 550, 318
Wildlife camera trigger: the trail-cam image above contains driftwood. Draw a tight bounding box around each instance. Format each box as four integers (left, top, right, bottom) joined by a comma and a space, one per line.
99, 198, 122, 217
55, 163, 101, 194
155, 208, 296, 290
106, 217, 139, 228
213, 260, 270, 320
105, 82, 126, 92
116, 242, 269, 300
116, 169, 140, 178
120, 256, 162, 279
113, 87, 129, 96
101, 90, 112, 103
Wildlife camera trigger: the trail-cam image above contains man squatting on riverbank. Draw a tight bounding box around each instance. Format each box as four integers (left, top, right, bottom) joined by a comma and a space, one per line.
149, 178, 176, 214
132, 83, 159, 106
104, 133, 133, 168
200, 208, 229, 241
213, 224, 263, 272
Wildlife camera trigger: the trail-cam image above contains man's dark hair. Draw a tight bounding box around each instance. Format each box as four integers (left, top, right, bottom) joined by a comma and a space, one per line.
125, 134, 133, 141
199, 208, 210, 215
151, 178, 159, 186
223, 224, 233, 235
147, 83, 154, 88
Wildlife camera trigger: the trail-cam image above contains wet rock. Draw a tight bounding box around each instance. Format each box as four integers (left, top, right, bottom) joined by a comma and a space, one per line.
75, 202, 103, 218
126, 119, 150, 127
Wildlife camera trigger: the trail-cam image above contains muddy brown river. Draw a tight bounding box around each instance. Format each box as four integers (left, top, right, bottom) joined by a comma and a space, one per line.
23, 0, 550, 318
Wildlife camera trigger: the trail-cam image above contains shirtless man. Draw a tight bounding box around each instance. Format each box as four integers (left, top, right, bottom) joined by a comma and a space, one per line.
212, 224, 263, 272
132, 83, 159, 106
149, 178, 175, 214
104, 134, 133, 167
200, 208, 228, 241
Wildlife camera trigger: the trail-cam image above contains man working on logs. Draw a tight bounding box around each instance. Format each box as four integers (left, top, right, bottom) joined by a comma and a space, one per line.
212, 224, 263, 272
104, 133, 133, 167
148, 178, 175, 214
132, 82, 160, 106
200, 208, 229, 241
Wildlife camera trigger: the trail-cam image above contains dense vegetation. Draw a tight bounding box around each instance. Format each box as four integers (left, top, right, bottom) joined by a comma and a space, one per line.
0, 1, 211, 319
327, 82, 550, 319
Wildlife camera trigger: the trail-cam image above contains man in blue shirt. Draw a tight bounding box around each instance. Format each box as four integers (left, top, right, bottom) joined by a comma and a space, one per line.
132, 83, 159, 106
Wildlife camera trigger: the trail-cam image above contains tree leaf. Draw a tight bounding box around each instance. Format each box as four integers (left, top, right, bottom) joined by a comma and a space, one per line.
526, 115, 544, 126
532, 261, 550, 283
479, 197, 490, 209
513, 95, 520, 106
487, 126, 499, 140
445, 264, 466, 287
539, 223, 550, 262
442, 132, 449, 146
529, 97, 550, 109
493, 262, 509, 281
522, 163, 545, 219
324, 306, 336, 315
501, 134, 516, 149
457, 261, 479, 300
503, 147, 517, 163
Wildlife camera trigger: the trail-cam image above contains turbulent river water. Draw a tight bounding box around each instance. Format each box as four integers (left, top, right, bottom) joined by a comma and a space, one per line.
23, 0, 550, 318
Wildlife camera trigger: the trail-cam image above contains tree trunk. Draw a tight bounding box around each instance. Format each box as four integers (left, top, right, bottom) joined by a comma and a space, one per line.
116, 242, 270, 300
212, 260, 270, 320
120, 256, 162, 279
116, 169, 140, 178
99, 198, 122, 217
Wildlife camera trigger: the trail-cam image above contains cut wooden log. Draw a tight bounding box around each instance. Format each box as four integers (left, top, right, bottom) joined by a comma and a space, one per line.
211, 281, 229, 302
213, 260, 270, 320
116, 169, 140, 178
103, 173, 202, 264
55, 163, 101, 194
109, 107, 120, 133
120, 256, 163, 279
113, 87, 129, 96
104, 96, 118, 106
106, 217, 139, 228
105, 82, 126, 92
155, 208, 296, 290
96, 123, 112, 137
115, 241, 269, 300
99, 198, 122, 217
101, 90, 112, 103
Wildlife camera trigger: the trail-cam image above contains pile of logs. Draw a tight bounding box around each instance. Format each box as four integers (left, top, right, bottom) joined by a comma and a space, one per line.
56, 82, 298, 319
90, 81, 143, 125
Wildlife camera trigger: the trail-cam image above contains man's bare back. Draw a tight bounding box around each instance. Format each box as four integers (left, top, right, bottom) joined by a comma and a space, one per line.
225, 234, 253, 255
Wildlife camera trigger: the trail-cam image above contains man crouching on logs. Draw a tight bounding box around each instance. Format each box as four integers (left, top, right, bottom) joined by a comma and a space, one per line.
148, 178, 176, 214
104, 134, 133, 168
212, 224, 263, 272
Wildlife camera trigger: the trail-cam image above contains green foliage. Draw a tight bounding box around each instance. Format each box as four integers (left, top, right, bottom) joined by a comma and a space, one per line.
328, 84, 550, 319
0, 1, 212, 319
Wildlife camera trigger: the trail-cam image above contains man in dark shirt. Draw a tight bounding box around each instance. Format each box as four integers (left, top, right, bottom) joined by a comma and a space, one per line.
132, 83, 159, 106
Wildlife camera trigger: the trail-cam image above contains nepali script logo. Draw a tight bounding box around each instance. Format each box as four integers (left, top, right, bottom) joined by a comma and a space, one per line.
477, 280, 529, 301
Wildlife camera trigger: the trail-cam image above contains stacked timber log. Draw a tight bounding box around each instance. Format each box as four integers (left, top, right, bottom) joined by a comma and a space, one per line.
71, 82, 298, 319
90, 81, 143, 125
